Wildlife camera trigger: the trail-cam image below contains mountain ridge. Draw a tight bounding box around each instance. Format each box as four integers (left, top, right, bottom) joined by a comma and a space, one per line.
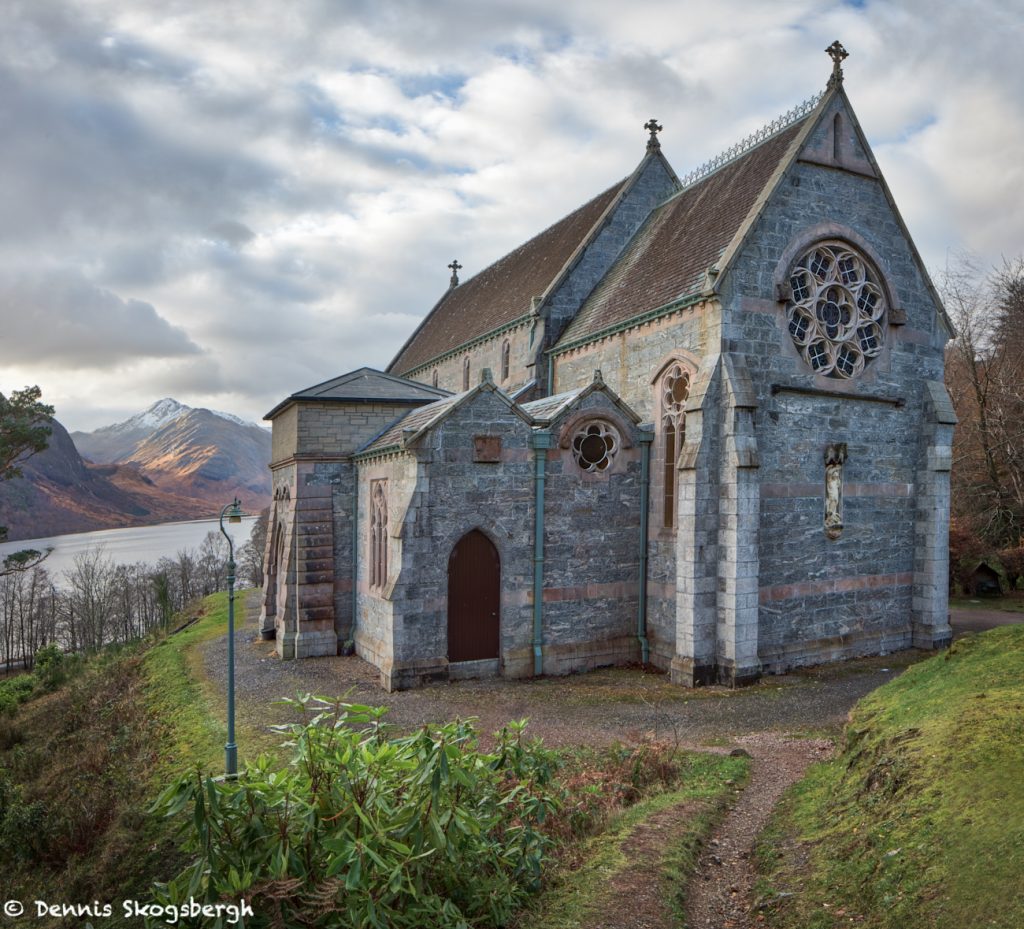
1, 400, 271, 542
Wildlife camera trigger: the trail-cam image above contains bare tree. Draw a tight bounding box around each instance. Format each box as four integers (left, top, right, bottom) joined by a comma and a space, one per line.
943, 255, 1024, 547
238, 508, 268, 588
64, 548, 118, 652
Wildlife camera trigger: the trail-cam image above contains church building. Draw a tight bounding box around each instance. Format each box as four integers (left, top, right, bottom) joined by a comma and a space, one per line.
259, 46, 955, 691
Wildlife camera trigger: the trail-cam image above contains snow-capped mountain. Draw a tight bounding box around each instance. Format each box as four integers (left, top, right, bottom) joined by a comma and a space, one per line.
0, 400, 272, 542
68, 399, 271, 515
70, 399, 264, 464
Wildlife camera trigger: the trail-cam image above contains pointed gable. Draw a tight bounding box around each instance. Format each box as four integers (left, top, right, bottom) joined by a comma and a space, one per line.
357, 379, 533, 457
388, 180, 628, 376
557, 116, 812, 348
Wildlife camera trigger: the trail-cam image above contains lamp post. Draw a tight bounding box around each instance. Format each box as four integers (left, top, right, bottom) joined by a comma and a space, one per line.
219, 498, 243, 777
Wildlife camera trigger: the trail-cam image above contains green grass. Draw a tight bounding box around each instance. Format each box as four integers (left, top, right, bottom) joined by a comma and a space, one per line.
757, 625, 1024, 929
519, 752, 749, 928
142, 591, 243, 780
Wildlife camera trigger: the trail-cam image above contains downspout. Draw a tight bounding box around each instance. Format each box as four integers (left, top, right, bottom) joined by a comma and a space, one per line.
637, 429, 653, 665
292, 486, 301, 660
531, 430, 552, 676
351, 463, 359, 651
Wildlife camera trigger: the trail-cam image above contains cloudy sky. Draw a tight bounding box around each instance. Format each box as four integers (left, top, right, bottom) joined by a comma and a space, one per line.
1, 0, 1022, 431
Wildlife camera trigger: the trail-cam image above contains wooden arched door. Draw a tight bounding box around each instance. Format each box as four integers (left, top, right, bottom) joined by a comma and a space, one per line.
447, 530, 500, 662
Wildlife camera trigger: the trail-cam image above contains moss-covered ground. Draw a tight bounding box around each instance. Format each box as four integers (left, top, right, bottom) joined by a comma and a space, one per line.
757, 625, 1024, 929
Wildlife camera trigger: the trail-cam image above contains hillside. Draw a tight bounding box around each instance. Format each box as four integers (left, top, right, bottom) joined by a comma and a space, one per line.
758, 625, 1024, 929
0, 419, 205, 541
0, 401, 272, 542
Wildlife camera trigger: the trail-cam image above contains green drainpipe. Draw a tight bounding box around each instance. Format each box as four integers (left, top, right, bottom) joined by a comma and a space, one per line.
637, 429, 653, 665
531, 430, 552, 676
351, 469, 358, 649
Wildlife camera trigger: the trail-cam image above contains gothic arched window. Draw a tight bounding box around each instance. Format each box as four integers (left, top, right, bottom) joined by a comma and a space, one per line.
501, 340, 511, 382
786, 242, 886, 379
660, 363, 690, 528
463, 356, 471, 390
370, 480, 388, 590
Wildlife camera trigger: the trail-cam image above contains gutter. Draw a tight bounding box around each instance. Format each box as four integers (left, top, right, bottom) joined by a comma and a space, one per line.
637, 429, 654, 664
531, 430, 552, 676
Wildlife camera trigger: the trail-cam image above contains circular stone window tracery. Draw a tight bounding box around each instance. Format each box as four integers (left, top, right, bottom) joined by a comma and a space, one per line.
786, 242, 887, 379
571, 421, 619, 473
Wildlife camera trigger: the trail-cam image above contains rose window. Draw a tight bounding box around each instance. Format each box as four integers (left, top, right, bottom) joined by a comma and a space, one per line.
786, 243, 886, 379
572, 421, 619, 472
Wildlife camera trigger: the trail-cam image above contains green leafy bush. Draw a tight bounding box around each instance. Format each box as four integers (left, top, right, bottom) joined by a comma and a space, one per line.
152, 696, 562, 928
0, 770, 51, 862
0, 675, 35, 716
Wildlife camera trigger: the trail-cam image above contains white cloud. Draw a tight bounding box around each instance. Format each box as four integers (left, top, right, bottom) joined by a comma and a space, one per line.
0, 270, 200, 367
1, 0, 1021, 431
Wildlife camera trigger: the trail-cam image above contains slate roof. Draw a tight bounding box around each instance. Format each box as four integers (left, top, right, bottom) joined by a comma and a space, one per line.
265, 367, 449, 419
519, 388, 585, 423
556, 118, 808, 347
388, 180, 628, 376
357, 392, 467, 455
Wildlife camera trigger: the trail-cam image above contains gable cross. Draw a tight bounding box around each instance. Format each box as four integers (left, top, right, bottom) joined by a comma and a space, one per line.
448, 259, 463, 288
826, 40, 848, 89
644, 117, 663, 152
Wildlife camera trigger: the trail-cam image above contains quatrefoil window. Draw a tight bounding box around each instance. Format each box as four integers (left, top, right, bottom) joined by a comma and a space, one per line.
571, 421, 619, 473
786, 243, 886, 379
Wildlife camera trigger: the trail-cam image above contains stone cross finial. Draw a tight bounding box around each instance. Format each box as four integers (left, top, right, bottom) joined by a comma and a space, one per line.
644, 118, 663, 152
448, 259, 462, 288
826, 40, 848, 89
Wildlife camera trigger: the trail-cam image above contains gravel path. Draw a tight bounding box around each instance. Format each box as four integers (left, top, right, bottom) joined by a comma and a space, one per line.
202, 602, 916, 748
951, 606, 1024, 635
684, 735, 832, 929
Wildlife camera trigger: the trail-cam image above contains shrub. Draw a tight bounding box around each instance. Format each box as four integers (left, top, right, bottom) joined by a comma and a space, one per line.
152, 697, 562, 929
33, 644, 69, 691
0, 770, 51, 862
0, 675, 35, 717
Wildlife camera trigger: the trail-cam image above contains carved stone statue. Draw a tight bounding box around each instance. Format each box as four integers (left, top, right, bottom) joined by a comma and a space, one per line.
824, 442, 848, 539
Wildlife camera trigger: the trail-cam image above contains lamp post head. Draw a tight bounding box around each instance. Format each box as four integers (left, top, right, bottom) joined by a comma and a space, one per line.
227, 498, 243, 523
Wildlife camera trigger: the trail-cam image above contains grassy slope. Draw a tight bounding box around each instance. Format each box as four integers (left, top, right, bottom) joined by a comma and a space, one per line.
0, 593, 239, 907
758, 625, 1024, 929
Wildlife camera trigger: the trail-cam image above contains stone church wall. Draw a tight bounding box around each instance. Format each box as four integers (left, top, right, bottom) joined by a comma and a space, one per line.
538, 390, 644, 674
540, 155, 680, 352
550, 304, 717, 669
353, 453, 418, 681
550, 302, 714, 420
720, 102, 950, 671
374, 390, 536, 690
288, 401, 413, 458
